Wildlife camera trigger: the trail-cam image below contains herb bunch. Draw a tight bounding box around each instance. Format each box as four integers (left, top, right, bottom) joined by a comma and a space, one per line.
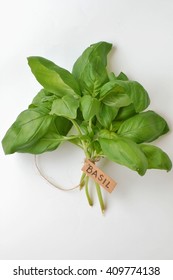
2, 42, 172, 212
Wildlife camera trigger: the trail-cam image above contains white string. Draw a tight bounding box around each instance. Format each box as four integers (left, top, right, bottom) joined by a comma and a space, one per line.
34, 155, 80, 191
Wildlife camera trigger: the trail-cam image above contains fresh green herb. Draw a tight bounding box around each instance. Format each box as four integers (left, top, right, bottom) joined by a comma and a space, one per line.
2, 41, 172, 212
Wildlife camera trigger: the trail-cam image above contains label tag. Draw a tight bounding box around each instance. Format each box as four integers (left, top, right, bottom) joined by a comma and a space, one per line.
82, 159, 117, 193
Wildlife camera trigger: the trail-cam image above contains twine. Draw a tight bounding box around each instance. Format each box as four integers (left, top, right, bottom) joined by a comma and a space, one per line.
34, 155, 80, 191
34, 155, 102, 191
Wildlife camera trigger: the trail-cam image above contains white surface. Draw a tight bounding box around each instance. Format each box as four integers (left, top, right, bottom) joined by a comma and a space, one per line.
0, 0, 173, 260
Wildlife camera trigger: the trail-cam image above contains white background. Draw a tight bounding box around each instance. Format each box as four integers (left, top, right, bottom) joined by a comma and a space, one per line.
0, 0, 173, 260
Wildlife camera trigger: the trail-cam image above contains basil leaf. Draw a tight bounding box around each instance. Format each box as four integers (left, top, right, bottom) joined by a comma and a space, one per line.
100, 80, 150, 112
96, 103, 119, 128
128, 81, 150, 112
102, 92, 131, 107
18, 131, 62, 154
99, 132, 148, 175
50, 94, 79, 119
27, 56, 80, 97
53, 116, 72, 135
31, 89, 54, 105
2, 108, 53, 154
17, 116, 72, 154
73, 41, 112, 80
140, 144, 172, 171
99, 81, 132, 122
98, 129, 115, 139
115, 104, 136, 121
72, 41, 112, 96
111, 120, 124, 132
28, 89, 58, 113
117, 72, 129, 81
100, 80, 126, 98
108, 72, 129, 81
80, 95, 100, 121
118, 110, 169, 143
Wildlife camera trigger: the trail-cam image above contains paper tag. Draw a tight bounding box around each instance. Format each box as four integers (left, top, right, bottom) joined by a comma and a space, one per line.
82, 159, 117, 193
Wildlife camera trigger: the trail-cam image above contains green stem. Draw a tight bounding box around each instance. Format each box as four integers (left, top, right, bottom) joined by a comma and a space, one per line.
70, 119, 82, 136
95, 182, 105, 213
85, 176, 93, 206
88, 118, 92, 132
70, 119, 90, 158
79, 172, 86, 190
63, 135, 81, 141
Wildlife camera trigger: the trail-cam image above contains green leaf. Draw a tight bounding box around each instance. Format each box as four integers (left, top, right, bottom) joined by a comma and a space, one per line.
118, 110, 169, 143
2, 108, 53, 154
27, 56, 80, 97
18, 131, 63, 154
50, 94, 79, 119
81, 58, 108, 96
115, 104, 136, 121
117, 72, 129, 81
100, 80, 126, 99
96, 103, 119, 128
102, 92, 131, 107
111, 120, 124, 132
99, 132, 148, 175
28, 89, 57, 112
31, 89, 53, 105
108, 72, 129, 81
92, 140, 102, 155
80, 95, 100, 120
100, 80, 150, 112
140, 144, 172, 171
98, 129, 114, 139
17, 116, 72, 154
128, 81, 150, 112
72, 41, 112, 96
53, 115, 72, 135
73, 41, 112, 79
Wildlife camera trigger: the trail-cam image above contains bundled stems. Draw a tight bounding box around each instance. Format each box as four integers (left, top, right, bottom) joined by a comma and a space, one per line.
81, 169, 105, 212
70, 117, 106, 212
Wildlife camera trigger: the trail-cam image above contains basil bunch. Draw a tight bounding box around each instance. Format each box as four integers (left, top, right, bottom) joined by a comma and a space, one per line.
2, 42, 172, 212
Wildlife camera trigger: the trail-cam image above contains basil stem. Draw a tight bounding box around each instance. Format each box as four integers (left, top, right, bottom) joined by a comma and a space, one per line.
95, 182, 105, 213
